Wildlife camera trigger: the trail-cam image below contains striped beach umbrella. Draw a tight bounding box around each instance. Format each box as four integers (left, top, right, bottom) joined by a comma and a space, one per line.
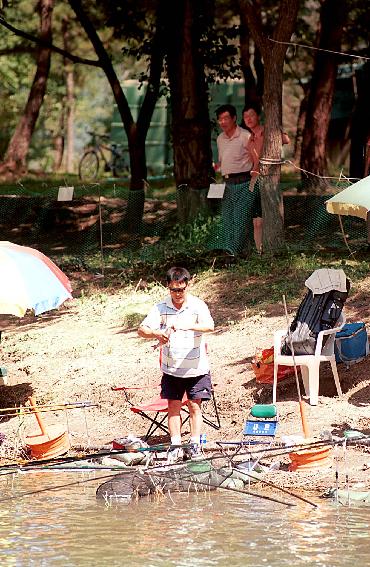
0, 241, 72, 317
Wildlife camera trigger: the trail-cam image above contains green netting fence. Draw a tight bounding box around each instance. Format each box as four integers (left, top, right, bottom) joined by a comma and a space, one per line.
0, 173, 367, 277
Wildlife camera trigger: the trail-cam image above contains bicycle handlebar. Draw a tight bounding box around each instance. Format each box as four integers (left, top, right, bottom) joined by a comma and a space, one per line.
87, 130, 110, 141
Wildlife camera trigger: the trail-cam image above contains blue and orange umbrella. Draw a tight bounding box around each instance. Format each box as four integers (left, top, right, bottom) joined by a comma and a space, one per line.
0, 241, 72, 317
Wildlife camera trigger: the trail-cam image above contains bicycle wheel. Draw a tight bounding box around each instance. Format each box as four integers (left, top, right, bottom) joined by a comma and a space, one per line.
78, 150, 100, 181
112, 152, 129, 178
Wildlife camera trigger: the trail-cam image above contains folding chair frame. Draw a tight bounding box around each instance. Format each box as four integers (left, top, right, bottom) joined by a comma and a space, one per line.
112, 384, 221, 442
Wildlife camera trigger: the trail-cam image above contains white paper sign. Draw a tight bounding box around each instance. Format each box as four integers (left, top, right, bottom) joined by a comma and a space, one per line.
58, 186, 74, 201
207, 183, 225, 198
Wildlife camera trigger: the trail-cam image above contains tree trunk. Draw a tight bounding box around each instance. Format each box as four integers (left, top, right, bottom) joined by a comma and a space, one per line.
62, 16, 75, 174
293, 86, 309, 165
259, 58, 286, 249
349, 62, 370, 179
300, 0, 348, 189
242, 0, 299, 251
165, 0, 213, 223
53, 108, 65, 172
0, 0, 53, 177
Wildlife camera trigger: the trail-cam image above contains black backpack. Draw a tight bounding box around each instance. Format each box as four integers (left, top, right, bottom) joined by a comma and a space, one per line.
281, 280, 350, 356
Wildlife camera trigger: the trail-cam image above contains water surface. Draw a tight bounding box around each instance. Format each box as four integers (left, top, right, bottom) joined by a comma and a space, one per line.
0, 471, 369, 566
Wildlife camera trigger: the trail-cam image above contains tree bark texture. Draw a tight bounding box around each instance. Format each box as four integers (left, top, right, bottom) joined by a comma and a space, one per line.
300, 0, 348, 187
242, 0, 299, 251
164, 0, 213, 223
293, 86, 309, 165
0, 0, 54, 177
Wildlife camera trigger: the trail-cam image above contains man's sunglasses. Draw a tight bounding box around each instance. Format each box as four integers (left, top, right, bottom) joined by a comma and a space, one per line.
169, 286, 187, 293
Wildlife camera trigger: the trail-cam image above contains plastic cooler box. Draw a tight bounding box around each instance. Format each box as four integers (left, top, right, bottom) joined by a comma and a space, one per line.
334, 322, 369, 367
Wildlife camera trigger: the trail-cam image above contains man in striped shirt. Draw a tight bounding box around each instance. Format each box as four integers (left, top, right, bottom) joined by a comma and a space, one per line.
138, 267, 214, 461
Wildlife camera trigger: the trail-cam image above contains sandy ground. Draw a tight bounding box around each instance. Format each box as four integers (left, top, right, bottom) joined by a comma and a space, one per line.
0, 272, 369, 496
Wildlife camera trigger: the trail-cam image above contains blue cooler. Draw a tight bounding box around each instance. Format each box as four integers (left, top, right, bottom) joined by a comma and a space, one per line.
335, 322, 369, 367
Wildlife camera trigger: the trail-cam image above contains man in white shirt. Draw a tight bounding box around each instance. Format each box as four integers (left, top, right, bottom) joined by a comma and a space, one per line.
214, 104, 255, 256
138, 266, 214, 461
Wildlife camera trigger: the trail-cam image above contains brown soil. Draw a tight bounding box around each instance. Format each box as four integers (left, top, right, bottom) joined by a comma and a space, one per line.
0, 271, 369, 496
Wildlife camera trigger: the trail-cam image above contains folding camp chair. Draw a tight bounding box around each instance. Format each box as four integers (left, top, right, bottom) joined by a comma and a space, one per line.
239, 404, 279, 471
243, 404, 278, 441
112, 384, 221, 442
217, 404, 279, 469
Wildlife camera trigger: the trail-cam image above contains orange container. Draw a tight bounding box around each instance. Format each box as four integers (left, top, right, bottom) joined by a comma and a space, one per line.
289, 445, 332, 471
25, 397, 70, 459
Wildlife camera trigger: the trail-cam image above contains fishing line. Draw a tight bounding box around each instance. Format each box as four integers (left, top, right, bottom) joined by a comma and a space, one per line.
268, 37, 370, 62
343, 439, 350, 506
0, 472, 117, 503
154, 468, 296, 508
228, 465, 317, 508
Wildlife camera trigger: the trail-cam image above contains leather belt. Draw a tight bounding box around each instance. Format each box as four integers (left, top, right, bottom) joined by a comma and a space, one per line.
223, 171, 251, 183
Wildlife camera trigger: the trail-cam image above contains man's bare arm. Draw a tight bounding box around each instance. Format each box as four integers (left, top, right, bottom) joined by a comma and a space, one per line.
138, 325, 170, 344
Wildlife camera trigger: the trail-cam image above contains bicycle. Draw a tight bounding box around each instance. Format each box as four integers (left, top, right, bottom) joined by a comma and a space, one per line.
78, 131, 129, 181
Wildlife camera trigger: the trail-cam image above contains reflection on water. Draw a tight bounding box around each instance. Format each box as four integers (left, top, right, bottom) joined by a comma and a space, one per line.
0, 471, 369, 566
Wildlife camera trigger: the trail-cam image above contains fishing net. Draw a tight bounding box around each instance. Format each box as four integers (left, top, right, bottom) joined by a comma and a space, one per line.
0, 171, 367, 276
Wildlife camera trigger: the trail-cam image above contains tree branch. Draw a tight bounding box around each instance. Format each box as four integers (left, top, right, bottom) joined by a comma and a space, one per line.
272, 0, 299, 45
0, 43, 37, 56
239, 0, 299, 60
137, 1, 165, 137
0, 16, 101, 66
67, 0, 133, 130
239, 0, 265, 55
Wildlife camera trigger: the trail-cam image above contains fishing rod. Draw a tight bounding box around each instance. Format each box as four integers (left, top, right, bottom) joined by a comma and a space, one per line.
0, 450, 317, 508
215, 438, 341, 459
140, 452, 318, 508
0, 442, 194, 472
226, 464, 318, 508
0, 461, 293, 508
0, 437, 342, 475
282, 294, 310, 438
0, 401, 98, 418
5, 438, 338, 473
1, 464, 133, 474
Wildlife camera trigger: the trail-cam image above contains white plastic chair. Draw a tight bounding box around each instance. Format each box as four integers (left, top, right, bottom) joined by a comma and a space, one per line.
272, 313, 346, 406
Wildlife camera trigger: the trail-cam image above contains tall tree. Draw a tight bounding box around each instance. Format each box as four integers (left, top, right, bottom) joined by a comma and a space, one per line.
164, 0, 213, 222
0, 0, 53, 177
300, 0, 348, 185
240, 0, 299, 251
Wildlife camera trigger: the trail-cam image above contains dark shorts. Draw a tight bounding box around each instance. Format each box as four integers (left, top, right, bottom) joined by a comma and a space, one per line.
251, 183, 262, 218
161, 372, 212, 401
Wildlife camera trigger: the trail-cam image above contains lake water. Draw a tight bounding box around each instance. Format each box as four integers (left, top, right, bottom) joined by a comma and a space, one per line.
0, 470, 369, 566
